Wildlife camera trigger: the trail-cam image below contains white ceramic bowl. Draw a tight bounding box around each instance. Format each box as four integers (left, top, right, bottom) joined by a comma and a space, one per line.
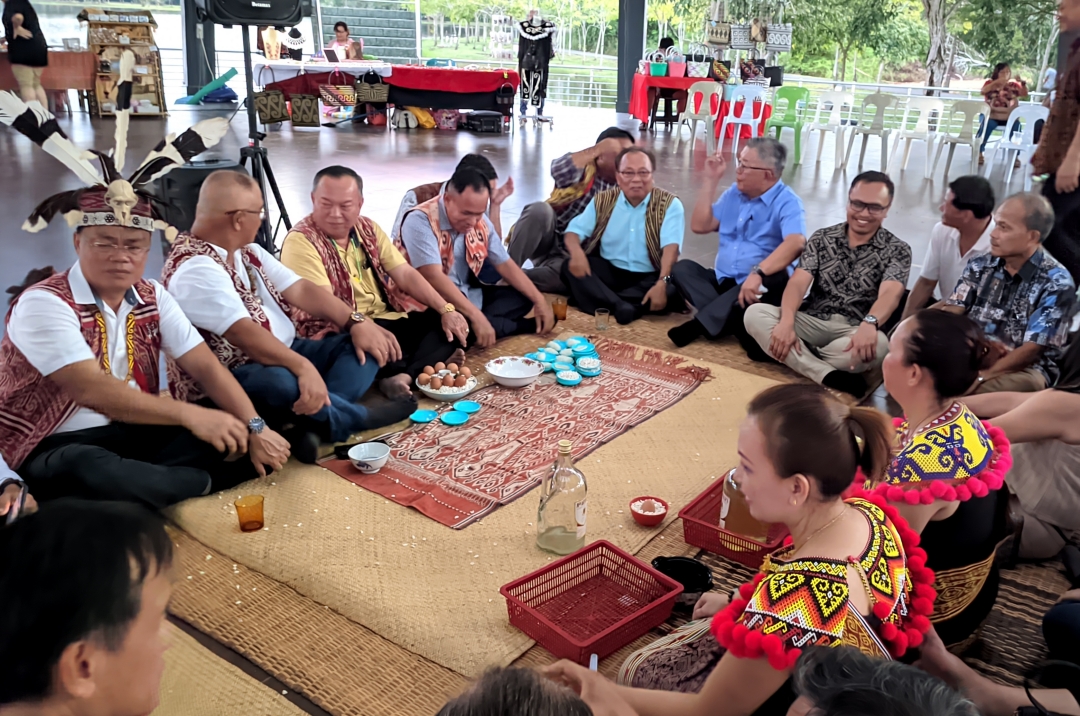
485, 356, 543, 388
416, 370, 478, 402
348, 442, 391, 474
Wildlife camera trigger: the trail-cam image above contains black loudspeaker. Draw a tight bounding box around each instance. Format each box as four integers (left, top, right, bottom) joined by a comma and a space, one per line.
299, 0, 312, 17
194, 0, 301, 27
151, 159, 247, 257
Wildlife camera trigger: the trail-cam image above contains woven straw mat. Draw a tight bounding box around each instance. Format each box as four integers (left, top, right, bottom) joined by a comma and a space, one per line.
165, 342, 778, 679
153, 622, 304, 716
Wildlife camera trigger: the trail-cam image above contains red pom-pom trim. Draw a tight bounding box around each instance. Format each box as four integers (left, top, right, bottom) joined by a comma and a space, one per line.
867, 418, 1011, 505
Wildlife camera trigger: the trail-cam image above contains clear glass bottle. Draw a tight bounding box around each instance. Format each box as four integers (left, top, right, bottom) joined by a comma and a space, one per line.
719, 468, 770, 542
536, 440, 588, 555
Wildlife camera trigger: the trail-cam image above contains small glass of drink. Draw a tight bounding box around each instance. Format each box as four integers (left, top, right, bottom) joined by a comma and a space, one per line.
595, 308, 611, 331
235, 495, 265, 532
552, 296, 568, 321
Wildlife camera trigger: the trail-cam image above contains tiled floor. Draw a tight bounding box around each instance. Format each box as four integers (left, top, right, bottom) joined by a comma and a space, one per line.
1, 103, 1023, 312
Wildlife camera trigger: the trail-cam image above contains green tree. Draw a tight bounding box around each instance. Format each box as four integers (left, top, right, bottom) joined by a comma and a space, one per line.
959, 0, 1058, 83
788, 0, 904, 79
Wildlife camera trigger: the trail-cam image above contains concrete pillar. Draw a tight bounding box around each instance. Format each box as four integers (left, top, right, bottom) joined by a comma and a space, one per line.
616, 0, 647, 113
182, 0, 217, 96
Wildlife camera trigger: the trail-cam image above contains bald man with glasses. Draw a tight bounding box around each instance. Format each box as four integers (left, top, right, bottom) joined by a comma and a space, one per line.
744, 171, 911, 396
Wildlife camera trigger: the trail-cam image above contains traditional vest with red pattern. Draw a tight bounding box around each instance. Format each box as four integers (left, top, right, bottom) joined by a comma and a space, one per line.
395, 197, 489, 279
289, 214, 425, 339
0, 272, 161, 468
161, 232, 295, 402
410, 181, 443, 207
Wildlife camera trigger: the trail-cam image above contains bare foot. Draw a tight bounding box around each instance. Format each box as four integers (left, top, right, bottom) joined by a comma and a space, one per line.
449, 347, 465, 367
379, 373, 413, 399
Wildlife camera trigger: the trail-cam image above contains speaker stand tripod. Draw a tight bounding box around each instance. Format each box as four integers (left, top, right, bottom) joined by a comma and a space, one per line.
240, 27, 290, 252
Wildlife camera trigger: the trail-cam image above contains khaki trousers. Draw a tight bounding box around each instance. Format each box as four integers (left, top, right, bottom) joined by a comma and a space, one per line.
970, 367, 1046, 394
744, 305, 889, 384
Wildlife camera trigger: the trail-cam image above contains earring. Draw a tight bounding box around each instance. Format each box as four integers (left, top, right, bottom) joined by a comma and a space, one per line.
790, 498, 798, 506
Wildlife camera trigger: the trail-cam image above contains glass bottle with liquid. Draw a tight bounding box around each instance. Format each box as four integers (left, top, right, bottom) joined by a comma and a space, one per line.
536, 440, 588, 555
719, 468, 770, 542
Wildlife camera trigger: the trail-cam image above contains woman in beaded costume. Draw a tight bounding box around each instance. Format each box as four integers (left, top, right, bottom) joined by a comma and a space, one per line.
547, 384, 934, 716
878, 310, 1012, 648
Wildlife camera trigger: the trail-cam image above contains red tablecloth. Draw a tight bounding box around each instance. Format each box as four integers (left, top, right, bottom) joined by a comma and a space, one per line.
0, 50, 95, 91
386, 66, 519, 93
629, 72, 770, 140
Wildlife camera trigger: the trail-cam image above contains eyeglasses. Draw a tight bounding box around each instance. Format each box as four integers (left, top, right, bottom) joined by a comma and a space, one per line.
225, 209, 267, 221
618, 170, 653, 179
849, 199, 891, 215
89, 241, 151, 256
736, 163, 773, 173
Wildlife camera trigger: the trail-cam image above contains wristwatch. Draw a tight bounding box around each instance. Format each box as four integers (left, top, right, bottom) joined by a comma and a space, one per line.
247, 417, 266, 435
344, 311, 366, 330
441, 303, 456, 314
660, 275, 672, 284
750, 264, 766, 279
862, 314, 880, 328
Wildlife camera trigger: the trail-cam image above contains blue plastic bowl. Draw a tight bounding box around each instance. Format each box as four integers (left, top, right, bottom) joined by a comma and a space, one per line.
453, 400, 482, 414
556, 370, 583, 386
440, 410, 469, 426
410, 409, 438, 423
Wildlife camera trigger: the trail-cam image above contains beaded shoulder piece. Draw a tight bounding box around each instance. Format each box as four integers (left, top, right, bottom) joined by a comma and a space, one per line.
867, 403, 1012, 505
710, 495, 936, 669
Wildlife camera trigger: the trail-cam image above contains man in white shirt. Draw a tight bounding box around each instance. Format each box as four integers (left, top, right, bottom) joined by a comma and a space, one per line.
163, 171, 415, 462
901, 176, 996, 321
0, 205, 291, 510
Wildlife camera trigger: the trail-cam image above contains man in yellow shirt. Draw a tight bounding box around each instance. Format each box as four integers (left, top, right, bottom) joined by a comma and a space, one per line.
280, 166, 470, 398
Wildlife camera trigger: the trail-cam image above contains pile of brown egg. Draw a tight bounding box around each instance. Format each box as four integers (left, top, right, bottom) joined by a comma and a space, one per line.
416, 362, 473, 391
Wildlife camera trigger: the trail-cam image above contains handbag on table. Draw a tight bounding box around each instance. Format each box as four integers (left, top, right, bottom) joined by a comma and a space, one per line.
354, 70, 389, 104
687, 43, 712, 78
765, 23, 792, 53
319, 69, 357, 107
253, 66, 290, 124
646, 49, 668, 77
666, 46, 687, 79
290, 94, 321, 127
708, 59, 731, 83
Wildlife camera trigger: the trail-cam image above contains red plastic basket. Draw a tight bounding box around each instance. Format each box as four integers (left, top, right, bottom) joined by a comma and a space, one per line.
500, 540, 683, 664
678, 472, 788, 569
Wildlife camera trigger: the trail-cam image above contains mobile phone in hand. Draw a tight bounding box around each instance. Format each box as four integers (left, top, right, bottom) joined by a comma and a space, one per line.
5, 484, 27, 526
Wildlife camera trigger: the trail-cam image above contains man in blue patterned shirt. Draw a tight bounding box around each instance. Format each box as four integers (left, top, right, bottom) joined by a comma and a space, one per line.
946, 192, 1076, 393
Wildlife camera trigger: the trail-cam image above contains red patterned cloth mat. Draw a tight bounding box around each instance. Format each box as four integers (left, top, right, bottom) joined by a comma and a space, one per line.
322, 338, 710, 529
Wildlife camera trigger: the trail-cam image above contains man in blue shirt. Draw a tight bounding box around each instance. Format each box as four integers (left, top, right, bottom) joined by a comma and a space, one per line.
667, 138, 806, 355
560, 146, 685, 325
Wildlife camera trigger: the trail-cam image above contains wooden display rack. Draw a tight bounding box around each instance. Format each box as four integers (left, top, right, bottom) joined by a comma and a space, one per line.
80, 8, 166, 117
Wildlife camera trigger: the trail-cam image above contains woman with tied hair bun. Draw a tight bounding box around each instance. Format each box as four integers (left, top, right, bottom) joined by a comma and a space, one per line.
878, 309, 1012, 648
550, 384, 933, 716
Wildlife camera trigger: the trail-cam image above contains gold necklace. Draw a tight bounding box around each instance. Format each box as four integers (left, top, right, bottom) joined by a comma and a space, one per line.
95, 310, 136, 382
792, 504, 848, 554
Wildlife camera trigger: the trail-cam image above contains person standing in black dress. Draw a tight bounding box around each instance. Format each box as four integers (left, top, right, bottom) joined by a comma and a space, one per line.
517, 9, 554, 120
2, 0, 48, 106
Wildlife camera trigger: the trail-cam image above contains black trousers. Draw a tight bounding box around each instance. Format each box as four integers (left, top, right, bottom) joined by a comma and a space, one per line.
1043, 176, 1080, 283
375, 309, 461, 380
480, 285, 536, 339
561, 254, 680, 324
670, 259, 787, 354
20, 423, 257, 510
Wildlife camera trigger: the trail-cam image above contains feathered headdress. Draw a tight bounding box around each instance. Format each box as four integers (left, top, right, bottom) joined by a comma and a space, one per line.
0, 50, 230, 241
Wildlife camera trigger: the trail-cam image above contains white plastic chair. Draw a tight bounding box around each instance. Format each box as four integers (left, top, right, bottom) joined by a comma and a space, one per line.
674, 81, 724, 155
844, 92, 898, 171
932, 100, 990, 180
805, 90, 854, 169
983, 104, 1050, 190
889, 96, 945, 178
718, 85, 766, 162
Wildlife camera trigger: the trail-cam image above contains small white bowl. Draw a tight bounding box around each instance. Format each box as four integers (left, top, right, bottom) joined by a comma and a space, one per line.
348, 442, 390, 474
485, 356, 543, 388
